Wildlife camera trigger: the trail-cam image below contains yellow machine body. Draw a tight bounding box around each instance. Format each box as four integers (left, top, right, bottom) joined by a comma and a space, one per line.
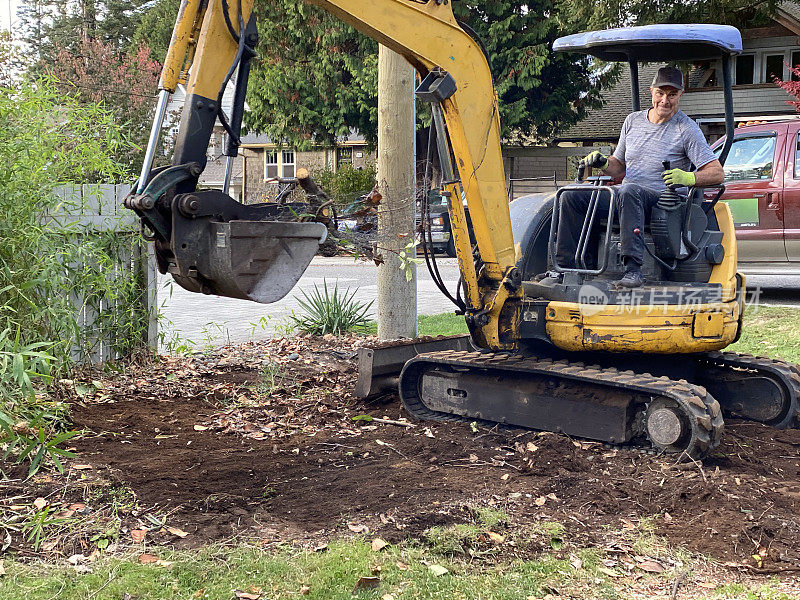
545, 202, 744, 353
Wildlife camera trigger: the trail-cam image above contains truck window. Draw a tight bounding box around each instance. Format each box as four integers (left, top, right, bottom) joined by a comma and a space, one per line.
795, 134, 800, 178
714, 134, 776, 182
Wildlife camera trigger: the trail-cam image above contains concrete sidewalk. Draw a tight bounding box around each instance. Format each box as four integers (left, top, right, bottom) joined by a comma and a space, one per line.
157, 256, 461, 350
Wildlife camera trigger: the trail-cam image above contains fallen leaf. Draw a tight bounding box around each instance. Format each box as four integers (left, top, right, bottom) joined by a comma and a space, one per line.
138, 554, 159, 564
501, 473, 510, 481
570, 556, 583, 570
193, 589, 206, 598
486, 531, 505, 544
636, 560, 665, 573
166, 526, 189, 538
67, 554, 86, 565
299, 585, 310, 595
347, 522, 369, 534
546, 493, 558, 501
313, 543, 328, 552
396, 561, 409, 571
663, 512, 673, 524
371, 538, 389, 552
33, 497, 47, 510
234, 590, 262, 600
352, 576, 380, 592
597, 567, 622, 578
193, 425, 209, 431
468, 454, 479, 463
73, 464, 94, 470
534, 496, 547, 506
697, 582, 717, 589
428, 564, 449, 577
68, 503, 87, 511
0, 560, 5, 576
381, 595, 395, 600
526, 442, 538, 452
130, 529, 147, 543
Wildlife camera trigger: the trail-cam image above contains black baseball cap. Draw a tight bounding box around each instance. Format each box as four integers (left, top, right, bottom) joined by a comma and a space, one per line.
651, 66, 684, 91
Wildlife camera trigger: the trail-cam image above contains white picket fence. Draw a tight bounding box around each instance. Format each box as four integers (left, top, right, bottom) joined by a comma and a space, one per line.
50, 184, 158, 364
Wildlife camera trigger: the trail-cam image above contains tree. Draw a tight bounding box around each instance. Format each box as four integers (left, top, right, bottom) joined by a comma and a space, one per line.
773, 64, 800, 112
556, 0, 776, 31
246, 0, 379, 148
17, 0, 151, 67
45, 38, 161, 174
452, 1, 607, 142
240, 0, 603, 146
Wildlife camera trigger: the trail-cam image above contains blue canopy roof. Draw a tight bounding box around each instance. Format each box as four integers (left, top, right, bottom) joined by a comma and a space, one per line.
553, 24, 742, 62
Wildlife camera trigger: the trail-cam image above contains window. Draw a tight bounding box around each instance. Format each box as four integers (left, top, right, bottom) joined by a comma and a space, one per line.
336, 146, 353, 169
735, 54, 754, 85
794, 134, 800, 178
264, 149, 295, 179
792, 51, 800, 82
265, 150, 279, 179
282, 150, 295, 178
714, 134, 776, 182
765, 54, 784, 82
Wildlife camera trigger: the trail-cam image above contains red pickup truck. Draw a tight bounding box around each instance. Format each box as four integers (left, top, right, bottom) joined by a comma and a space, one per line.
711, 120, 800, 273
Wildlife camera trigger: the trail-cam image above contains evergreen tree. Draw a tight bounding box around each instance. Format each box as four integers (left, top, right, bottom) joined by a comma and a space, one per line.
17, 0, 150, 66
556, 0, 776, 31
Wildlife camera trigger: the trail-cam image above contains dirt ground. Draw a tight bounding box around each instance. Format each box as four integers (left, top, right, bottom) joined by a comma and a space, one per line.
4, 334, 800, 578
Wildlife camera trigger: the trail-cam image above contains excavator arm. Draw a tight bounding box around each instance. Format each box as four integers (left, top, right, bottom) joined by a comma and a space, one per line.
126, 0, 521, 347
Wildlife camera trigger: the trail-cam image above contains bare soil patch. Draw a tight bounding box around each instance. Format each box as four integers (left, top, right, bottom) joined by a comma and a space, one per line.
4, 334, 800, 574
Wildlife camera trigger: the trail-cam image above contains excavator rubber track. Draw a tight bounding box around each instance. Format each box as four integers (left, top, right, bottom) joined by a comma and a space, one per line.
694, 351, 800, 429
399, 350, 724, 460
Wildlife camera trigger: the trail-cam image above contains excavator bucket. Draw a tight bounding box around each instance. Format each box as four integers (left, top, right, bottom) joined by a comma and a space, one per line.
170, 219, 328, 303
137, 187, 329, 304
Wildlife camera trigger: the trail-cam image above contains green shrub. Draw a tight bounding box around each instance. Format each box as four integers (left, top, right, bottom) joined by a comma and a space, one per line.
0, 77, 134, 471
289, 280, 373, 336
313, 163, 376, 209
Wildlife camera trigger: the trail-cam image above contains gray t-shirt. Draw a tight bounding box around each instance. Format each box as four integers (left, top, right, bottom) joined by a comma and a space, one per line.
612, 109, 717, 192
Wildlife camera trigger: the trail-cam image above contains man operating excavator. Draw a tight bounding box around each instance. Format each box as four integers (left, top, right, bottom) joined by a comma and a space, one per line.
541, 66, 725, 289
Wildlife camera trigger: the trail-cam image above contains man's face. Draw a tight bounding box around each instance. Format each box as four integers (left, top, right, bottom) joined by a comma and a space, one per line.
650, 86, 682, 119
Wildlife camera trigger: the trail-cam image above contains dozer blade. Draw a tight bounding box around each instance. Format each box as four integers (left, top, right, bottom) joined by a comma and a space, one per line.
354, 335, 472, 399
170, 220, 328, 303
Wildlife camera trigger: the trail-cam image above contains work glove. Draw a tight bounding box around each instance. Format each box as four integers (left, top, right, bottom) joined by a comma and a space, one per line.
662, 167, 695, 187
585, 150, 608, 170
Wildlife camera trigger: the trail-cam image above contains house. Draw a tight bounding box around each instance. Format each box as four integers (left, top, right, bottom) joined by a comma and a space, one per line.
554, 5, 800, 147
239, 131, 375, 204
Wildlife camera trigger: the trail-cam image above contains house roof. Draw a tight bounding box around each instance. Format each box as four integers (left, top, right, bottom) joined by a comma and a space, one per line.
554, 63, 660, 143
776, 1, 800, 35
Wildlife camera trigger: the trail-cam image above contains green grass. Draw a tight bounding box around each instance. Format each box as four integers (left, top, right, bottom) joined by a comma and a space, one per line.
0, 539, 604, 600
362, 312, 468, 337
729, 305, 800, 363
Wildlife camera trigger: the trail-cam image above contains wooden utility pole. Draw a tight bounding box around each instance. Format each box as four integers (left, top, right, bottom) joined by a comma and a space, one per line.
376, 44, 417, 340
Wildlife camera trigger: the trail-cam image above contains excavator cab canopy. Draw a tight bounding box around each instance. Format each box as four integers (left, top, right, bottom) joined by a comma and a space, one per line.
553, 24, 743, 163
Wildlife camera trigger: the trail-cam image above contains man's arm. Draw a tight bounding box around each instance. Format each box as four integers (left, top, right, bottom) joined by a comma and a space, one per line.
693, 159, 724, 186
602, 156, 626, 179
663, 159, 724, 187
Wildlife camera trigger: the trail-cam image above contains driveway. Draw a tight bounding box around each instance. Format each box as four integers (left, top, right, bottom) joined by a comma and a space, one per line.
157, 256, 461, 350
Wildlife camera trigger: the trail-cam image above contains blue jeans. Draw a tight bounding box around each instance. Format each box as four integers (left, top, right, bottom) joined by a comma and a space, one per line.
556, 182, 662, 268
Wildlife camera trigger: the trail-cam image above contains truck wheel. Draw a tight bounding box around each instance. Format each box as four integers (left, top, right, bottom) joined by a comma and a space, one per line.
446, 236, 457, 258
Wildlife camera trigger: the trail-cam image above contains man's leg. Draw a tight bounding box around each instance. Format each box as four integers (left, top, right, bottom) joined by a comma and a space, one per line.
614, 183, 662, 288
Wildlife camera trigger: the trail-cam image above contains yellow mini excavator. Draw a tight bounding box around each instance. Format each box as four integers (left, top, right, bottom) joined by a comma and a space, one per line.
127, 0, 800, 460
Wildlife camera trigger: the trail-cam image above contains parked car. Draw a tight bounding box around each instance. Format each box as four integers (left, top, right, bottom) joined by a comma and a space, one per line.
420, 191, 475, 257
710, 120, 800, 275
